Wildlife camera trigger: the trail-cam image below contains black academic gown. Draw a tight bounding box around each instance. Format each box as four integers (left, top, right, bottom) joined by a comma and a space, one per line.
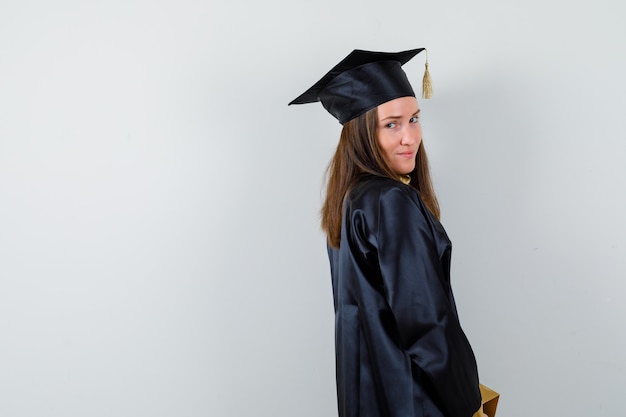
327, 176, 481, 417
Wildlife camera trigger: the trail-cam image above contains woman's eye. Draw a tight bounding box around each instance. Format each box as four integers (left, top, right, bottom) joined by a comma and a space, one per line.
410, 116, 420, 123
385, 122, 397, 129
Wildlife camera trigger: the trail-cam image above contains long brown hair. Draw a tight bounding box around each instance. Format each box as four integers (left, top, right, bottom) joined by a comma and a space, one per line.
321, 106, 440, 248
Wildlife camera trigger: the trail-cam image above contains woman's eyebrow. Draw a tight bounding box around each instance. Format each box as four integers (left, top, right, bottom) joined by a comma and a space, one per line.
379, 115, 401, 121
379, 109, 421, 122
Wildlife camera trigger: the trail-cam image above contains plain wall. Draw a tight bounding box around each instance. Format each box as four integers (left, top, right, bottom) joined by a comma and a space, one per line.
1, 0, 625, 416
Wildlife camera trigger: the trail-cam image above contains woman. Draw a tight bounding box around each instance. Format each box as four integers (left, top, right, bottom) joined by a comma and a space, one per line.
290, 49, 485, 417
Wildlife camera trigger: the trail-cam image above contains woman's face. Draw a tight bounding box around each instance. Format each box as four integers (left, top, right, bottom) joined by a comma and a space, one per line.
376, 96, 422, 175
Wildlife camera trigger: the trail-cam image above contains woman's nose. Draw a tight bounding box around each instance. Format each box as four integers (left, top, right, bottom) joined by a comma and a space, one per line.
400, 129, 416, 145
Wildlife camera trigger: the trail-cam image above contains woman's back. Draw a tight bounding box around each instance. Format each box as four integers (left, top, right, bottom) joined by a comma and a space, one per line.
328, 176, 480, 417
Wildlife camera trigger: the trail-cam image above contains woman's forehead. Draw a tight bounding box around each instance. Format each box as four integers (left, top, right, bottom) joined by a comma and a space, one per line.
377, 97, 420, 118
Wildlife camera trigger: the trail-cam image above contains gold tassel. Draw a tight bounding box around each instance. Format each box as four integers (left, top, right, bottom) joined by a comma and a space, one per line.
422, 51, 433, 99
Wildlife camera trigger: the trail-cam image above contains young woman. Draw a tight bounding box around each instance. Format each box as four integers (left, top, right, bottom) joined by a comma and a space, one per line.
290, 49, 485, 417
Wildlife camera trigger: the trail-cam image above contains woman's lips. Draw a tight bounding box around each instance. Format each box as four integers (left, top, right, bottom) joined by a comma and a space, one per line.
398, 151, 415, 158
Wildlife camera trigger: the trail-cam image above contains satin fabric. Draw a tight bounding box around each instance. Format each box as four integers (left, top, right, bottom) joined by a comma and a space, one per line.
327, 176, 481, 417
289, 49, 424, 124
318, 60, 414, 125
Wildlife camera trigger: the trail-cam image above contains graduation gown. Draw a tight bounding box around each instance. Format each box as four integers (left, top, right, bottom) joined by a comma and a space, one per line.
327, 175, 481, 417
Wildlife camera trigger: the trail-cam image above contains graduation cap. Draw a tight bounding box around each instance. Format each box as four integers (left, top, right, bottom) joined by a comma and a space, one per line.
289, 48, 431, 125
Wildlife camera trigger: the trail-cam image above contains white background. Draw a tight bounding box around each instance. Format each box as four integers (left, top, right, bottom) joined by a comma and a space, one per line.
1, 1, 625, 416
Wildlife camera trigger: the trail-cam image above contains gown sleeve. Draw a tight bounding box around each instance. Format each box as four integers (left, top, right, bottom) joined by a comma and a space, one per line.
374, 185, 481, 417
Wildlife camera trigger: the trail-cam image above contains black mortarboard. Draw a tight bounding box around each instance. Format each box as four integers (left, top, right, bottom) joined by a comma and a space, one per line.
289, 48, 430, 125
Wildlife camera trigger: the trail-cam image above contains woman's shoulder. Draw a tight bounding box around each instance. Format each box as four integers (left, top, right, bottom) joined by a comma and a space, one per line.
348, 175, 419, 207
344, 175, 445, 247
